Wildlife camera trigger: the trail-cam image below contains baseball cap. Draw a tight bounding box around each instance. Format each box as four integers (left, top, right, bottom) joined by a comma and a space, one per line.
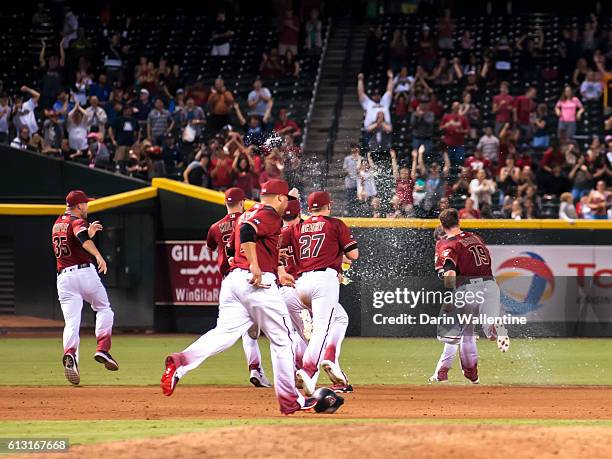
261, 179, 289, 196
308, 191, 331, 210
66, 190, 94, 207
284, 196, 301, 218
224, 187, 245, 204
140, 88, 149, 95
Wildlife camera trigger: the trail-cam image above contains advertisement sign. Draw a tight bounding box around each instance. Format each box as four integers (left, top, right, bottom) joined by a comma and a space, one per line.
489, 245, 612, 321
155, 241, 222, 306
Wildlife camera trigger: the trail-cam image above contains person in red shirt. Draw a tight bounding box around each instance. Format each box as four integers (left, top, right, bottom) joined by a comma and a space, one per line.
513, 86, 537, 142
538, 138, 567, 193
162, 180, 343, 414
273, 108, 302, 140
210, 147, 234, 190
290, 191, 359, 396
53, 190, 117, 386
458, 197, 481, 219
463, 148, 492, 179
440, 101, 469, 166
391, 147, 418, 213
492, 81, 514, 135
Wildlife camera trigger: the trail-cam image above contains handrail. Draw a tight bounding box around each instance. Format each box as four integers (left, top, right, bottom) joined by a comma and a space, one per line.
323, 20, 354, 187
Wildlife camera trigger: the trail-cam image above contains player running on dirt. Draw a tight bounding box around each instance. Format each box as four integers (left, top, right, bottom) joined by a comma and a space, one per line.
205, 187, 271, 388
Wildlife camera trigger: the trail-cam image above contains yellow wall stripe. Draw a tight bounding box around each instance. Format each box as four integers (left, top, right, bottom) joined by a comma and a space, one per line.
0, 187, 157, 216
151, 178, 258, 209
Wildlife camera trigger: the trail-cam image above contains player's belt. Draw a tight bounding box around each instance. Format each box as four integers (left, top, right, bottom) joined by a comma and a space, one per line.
468, 276, 494, 284
57, 263, 93, 275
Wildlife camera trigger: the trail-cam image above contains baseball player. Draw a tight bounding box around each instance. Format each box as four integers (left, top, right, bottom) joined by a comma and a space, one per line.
279, 195, 353, 393
432, 209, 509, 384
52, 190, 117, 386
161, 180, 343, 414
206, 187, 271, 388
288, 191, 358, 396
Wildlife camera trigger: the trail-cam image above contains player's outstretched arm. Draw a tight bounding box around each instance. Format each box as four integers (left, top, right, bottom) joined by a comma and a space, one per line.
82, 240, 107, 275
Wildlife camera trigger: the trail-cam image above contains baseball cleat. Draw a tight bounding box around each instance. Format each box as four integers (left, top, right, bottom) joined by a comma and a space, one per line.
94, 351, 119, 371
160, 355, 180, 396
462, 366, 479, 384
428, 367, 450, 383
301, 397, 318, 411
249, 369, 272, 388
331, 383, 353, 393
63, 353, 80, 386
296, 369, 316, 396
321, 360, 348, 386
495, 325, 510, 353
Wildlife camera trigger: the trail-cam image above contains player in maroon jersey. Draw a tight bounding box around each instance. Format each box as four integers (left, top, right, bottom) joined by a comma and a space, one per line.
162, 180, 344, 414
434, 209, 509, 384
205, 187, 271, 388
52, 190, 117, 385
290, 191, 359, 396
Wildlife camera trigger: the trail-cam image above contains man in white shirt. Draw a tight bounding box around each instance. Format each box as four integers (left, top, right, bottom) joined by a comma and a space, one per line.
580, 71, 603, 101
13, 86, 41, 134
476, 126, 500, 162
357, 70, 394, 129
85, 96, 108, 138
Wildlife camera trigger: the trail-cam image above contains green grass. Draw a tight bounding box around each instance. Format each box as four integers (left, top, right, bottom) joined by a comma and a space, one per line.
1, 336, 611, 386
3, 418, 612, 446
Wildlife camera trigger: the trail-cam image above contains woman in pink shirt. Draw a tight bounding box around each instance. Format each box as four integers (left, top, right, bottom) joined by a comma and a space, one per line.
555, 86, 585, 140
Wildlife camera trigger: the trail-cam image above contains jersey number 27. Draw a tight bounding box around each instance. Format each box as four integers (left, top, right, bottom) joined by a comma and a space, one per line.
299, 234, 325, 259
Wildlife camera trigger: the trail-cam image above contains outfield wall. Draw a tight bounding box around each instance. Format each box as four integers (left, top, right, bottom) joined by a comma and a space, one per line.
1, 168, 611, 336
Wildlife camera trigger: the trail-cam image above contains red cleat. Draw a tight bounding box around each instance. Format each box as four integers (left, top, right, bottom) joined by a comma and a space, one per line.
160, 355, 180, 396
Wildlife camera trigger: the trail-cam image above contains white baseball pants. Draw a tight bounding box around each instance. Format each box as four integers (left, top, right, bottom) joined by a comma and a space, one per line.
57, 265, 114, 362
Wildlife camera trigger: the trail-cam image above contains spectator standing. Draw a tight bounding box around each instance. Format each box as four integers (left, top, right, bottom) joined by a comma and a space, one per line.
13, 86, 41, 134
147, 99, 174, 146
568, 152, 593, 201
0, 93, 9, 143
42, 110, 64, 155
281, 50, 301, 78
393, 66, 415, 99
389, 30, 409, 73
134, 89, 153, 126
85, 96, 108, 137
357, 70, 394, 129
343, 144, 363, 216
62, 7, 78, 48
209, 145, 234, 191
260, 48, 283, 80
109, 105, 141, 173
87, 133, 110, 169
366, 112, 393, 152
555, 86, 584, 140
469, 169, 496, 212
532, 103, 550, 149
162, 134, 184, 171
391, 148, 418, 215
437, 9, 454, 50
183, 153, 211, 187
417, 25, 437, 72
410, 99, 435, 157
211, 11, 234, 56
492, 81, 514, 136
418, 146, 450, 216
476, 126, 500, 163
66, 103, 90, 161
231, 149, 257, 199
304, 9, 322, 53
357, 154, 377, 203
247, 79, 272, 117
513, 86, 537, 143
38, 40, 66, 110
497, 155, 521, 204
459, 198, 481, 219
279, 8, 299, 55
440, 101, 469, 166
73, 71, 91, 106
464, 148, 492, 179
580, 71, 603, 101
89, 74, 111, 103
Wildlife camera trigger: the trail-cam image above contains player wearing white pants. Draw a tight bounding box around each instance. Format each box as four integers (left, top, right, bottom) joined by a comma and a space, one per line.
171, 269, 306, 413
58, 265, 114, 363
52, 190, 118, 386
161, 180, 327, 414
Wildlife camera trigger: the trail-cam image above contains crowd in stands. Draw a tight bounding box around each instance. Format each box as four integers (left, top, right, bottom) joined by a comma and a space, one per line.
1, 4, 323, 201
345, 10, 612, 220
